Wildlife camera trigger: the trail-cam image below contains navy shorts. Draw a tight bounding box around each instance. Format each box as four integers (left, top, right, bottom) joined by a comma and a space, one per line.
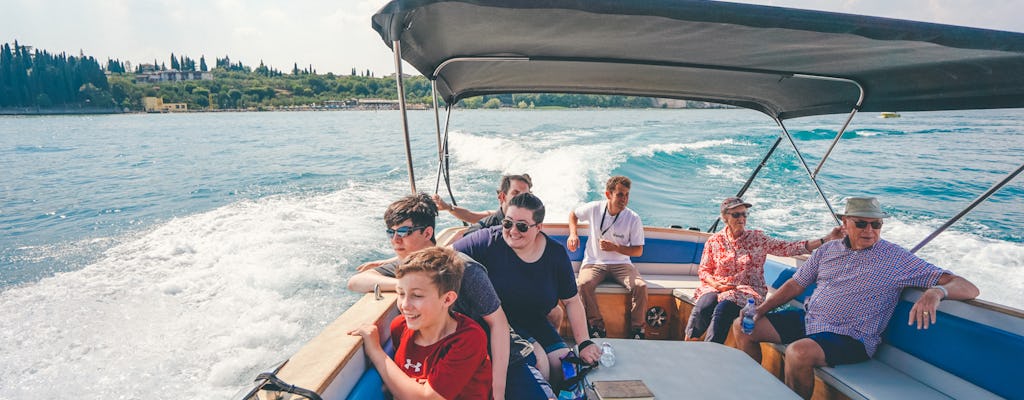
505, 353, 552, 400
512, 318, 568, 354
766, 309, 870, 366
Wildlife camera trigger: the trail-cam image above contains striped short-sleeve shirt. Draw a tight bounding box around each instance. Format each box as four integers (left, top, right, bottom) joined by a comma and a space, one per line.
794, 238, 948, 356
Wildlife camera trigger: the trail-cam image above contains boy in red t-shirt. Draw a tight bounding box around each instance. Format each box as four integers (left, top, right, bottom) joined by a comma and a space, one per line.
350, 247, 493, 399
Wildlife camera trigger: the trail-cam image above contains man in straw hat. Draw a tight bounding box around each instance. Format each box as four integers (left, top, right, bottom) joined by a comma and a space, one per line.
732, 197, 979, 399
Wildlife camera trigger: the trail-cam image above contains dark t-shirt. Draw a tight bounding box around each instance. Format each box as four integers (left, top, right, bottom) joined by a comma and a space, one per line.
453, 225, 577, 329
464, 208, 504, 235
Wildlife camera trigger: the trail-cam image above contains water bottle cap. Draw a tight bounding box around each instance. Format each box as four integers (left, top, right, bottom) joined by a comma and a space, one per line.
747, 298, 755, 303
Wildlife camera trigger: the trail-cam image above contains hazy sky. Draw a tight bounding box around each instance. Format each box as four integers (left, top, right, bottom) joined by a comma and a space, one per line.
3, 0, 1022, 76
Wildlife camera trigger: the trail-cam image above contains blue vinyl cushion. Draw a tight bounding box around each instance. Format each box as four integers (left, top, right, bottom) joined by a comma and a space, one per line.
346, 338, 396, 400
549, 236, 703, 264
884, 301, 1020, 399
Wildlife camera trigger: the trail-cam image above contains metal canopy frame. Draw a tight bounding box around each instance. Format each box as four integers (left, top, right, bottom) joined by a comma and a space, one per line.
431, 56, 865, 231
389, 43, 1022, 251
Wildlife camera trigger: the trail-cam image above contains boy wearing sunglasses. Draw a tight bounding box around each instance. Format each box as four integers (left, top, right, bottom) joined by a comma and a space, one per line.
347, 193, 553, 400
733, 197, 980, 399
566, 176, 648, 340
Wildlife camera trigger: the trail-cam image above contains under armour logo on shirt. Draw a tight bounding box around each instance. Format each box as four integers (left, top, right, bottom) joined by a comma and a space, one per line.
404, 359, 422, 372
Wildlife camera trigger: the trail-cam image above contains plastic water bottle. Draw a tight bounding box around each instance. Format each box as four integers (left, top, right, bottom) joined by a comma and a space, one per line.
599, 342, 616, 367
741, 298, 757, 334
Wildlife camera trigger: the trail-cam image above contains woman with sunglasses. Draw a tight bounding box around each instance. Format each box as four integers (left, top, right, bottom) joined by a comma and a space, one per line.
453, 192, 601, 385
684, 197, 843, 344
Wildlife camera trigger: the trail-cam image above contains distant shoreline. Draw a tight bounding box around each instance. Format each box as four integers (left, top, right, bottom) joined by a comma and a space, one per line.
1, 104, 735, 116
0, 104, 426, 115
0, 107, 123, 116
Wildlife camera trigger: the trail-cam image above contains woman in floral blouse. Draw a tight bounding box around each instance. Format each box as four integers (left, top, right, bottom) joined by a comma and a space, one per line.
684, 197, 842, 343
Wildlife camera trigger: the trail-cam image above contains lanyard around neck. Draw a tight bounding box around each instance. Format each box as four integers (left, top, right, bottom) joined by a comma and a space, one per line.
600, 204, 620, 237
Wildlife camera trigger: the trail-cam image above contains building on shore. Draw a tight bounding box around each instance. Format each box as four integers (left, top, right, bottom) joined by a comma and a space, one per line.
143, 97, 188, 113
323, 99, 358, 109
357, 98, 402, 110
135, 70, 213, 83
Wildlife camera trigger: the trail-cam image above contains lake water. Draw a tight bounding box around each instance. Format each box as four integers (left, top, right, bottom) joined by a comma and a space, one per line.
1, 109, 1022, 398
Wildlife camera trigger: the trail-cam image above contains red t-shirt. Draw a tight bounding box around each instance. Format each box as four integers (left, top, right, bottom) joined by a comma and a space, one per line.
391, 312, 492, 399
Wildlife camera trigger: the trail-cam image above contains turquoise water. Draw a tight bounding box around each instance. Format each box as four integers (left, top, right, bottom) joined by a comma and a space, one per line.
1, 109, 1021, 398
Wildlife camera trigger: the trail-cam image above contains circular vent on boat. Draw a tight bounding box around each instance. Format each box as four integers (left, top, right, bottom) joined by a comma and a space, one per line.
645, 306, 667, 328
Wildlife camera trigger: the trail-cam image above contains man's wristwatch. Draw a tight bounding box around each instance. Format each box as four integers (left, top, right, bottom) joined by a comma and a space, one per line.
930, 285, 948, 299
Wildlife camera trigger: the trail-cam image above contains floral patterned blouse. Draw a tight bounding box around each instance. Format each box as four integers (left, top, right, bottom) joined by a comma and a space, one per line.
693, 226, 810, 306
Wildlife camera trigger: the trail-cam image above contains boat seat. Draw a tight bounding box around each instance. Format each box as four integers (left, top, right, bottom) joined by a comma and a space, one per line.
814, 345, 999, 400
345, 339, 396, 400
592, 274, 699, 295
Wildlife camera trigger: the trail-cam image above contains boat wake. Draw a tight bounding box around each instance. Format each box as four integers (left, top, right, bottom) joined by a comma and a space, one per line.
0, 184, 397, 399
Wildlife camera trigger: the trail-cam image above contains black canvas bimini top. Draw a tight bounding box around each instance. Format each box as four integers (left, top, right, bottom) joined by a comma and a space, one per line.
372, 0, 1024, 119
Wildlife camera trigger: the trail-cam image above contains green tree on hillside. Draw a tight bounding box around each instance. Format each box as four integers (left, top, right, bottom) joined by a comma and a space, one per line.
0, 41, 112, 109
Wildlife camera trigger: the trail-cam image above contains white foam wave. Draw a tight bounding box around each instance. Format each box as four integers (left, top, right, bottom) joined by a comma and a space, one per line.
629, 139, 738, 158
446, 130, 628, 221
0, 183, 398, 399
853, 130, 884, 137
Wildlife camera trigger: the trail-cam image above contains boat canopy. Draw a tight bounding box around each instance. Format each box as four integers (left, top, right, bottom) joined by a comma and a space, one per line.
372, 0, 1024, 120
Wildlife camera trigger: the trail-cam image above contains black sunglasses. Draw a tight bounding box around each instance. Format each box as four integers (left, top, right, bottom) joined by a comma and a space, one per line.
852, 220, 883, 229
386, 225, 427, 238
502, 218, 539, 233
729, 212, 747, 218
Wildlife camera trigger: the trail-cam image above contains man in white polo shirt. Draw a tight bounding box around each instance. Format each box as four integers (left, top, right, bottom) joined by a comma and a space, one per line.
567, 176, 647, 339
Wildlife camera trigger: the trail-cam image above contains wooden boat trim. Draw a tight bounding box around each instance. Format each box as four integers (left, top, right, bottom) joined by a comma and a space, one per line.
273, 293, 398, 398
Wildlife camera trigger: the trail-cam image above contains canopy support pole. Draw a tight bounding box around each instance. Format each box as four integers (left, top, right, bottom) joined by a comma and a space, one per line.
428, 89, 466, 226
432, 81, 445, 193
708, 136, 783, 232
911, 161, 1024, 253
393, 39, 416, 193
432, 80, 443, 164
789, 74, 865, 179
777, 118, 841, 225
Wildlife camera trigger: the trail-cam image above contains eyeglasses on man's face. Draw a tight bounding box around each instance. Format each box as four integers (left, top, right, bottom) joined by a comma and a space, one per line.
852, 220, 883, 229
729, 212, 747, 219
502, 218, 538, 233
386, 225, 427, 239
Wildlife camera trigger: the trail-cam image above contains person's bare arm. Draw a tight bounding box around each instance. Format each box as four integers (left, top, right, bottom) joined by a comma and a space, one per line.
346, 270, 397, 292
482, 308, 511, 400
803, 226, 844, 252
567, 212, 581, 252
432, 194, 491, 224
754, 278, 805, 319
599, 240, 643, 257
348, 325, 445, 400
563, 294, 601, 363
908, 274, 980, 329
356, 256, 398, 272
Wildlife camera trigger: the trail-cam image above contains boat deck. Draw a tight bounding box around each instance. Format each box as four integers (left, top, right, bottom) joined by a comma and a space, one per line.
585, 339, 800, 399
